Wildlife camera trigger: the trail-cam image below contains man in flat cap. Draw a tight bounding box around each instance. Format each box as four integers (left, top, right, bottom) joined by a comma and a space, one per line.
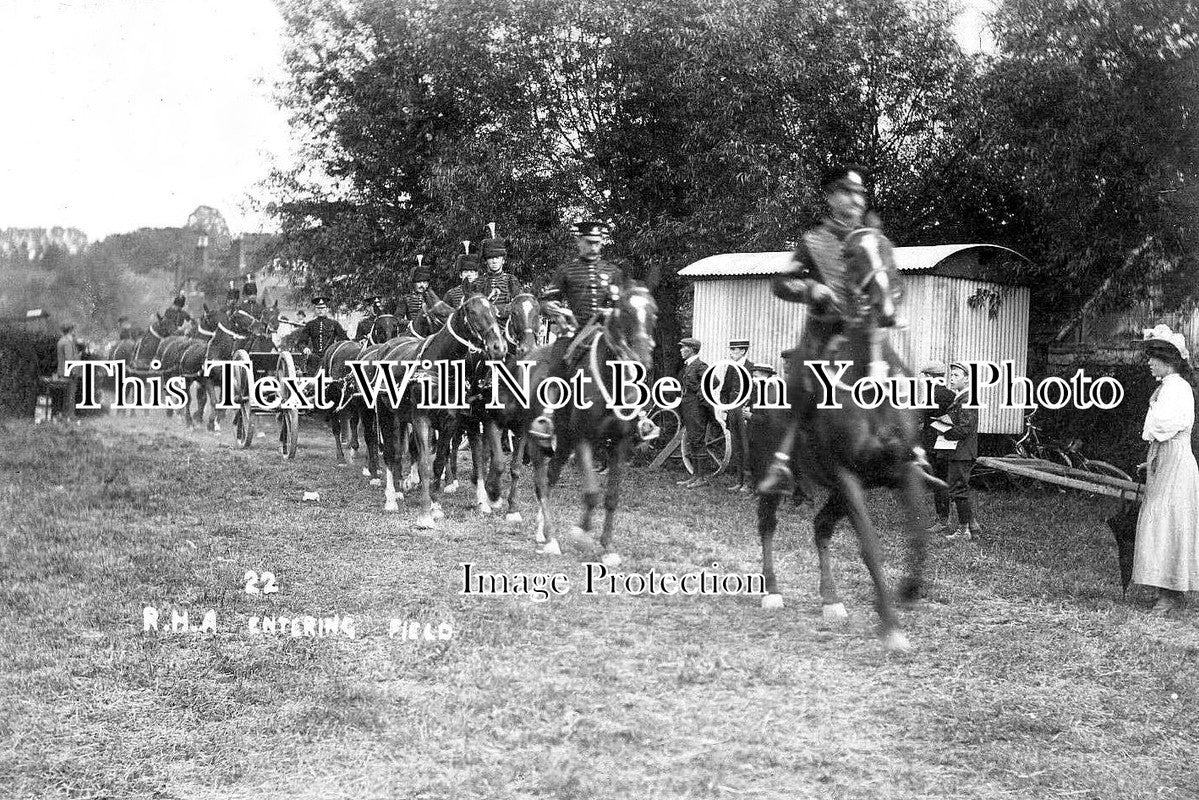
294, 296, 348, 375
720, 338, 754, 492
758, 164, 895, 493
443, 250, 481, 309
919, 361, 956, 532
399, 256, 441, 322
473, 223, 523, 314
353, 296, 384, 342
676, 337, 714, 488
530, 220, 656, 446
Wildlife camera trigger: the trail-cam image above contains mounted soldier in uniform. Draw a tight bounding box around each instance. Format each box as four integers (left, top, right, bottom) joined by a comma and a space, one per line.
294, 296, 349, 375
353, 296, 384, 341
237, 274, 263, 321
399, 255, 441, 322
160, 293, 192, 334
758, 164, 903, 494
529, 220, 657, 446
442, 242, 480, 309
223, 281, 240, 318
472, 223, 522, 316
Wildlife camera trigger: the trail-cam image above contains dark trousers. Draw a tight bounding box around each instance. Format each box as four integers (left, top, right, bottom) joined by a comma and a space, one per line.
931, 453, 951, 521
726, 405, 750, 482
947, 459, 974, 525
681, 399, 709, 462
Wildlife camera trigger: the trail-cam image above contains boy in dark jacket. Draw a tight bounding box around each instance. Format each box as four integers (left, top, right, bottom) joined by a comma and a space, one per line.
935, 362, 981, 542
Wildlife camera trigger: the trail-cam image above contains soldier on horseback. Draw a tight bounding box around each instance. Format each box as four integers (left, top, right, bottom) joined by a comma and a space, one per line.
399, 256, 441, 322
443, 245, 480, 309
295, 296, 348, 375
758, 165, 898, 494
161, 293, 192, 333
223, 281, 240, 318
238, 275, 262, 319
473, 224, 522, 315
353, 296, 384, 341
528, 221, 658, 447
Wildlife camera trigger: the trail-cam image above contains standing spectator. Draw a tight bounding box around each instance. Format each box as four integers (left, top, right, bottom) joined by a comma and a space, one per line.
721, 338, 753, 492
676, 337, 712, 488
56, 323, 79, 421
937, 361, 980, 543
919, 361, 956, 532
1133, 325, 1199, 613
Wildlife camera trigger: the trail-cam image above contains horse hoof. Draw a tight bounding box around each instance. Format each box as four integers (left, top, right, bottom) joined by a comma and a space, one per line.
761, 593, 784, 610
444, 481, 459, 494
505, 512, 523, 523
537, 539, 562, 556
600, 552, 622, 568
881, 630, 912, 653
490, 499, 505, 512
369, 478, 382, 487
432, 506, 446, 521
384, 499, 400, 513
477, 504, 492, 516
361, 467, 372, 477
414, 515, 438, 530
822, 603, 848, 620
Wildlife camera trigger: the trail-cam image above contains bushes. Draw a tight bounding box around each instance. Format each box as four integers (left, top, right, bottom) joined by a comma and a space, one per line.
0, 327, 57, 418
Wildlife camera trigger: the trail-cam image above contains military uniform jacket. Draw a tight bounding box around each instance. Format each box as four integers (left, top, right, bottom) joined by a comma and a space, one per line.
443, 280, 473, 309
541, 258, 624, 322
161, 306, 192, 331
294, 317, 348, 355
941, 390, 979, 462
400, 288, 441, 320
353, 315, 376, 342
473, 271, 522, 307
770, 218, 860, 350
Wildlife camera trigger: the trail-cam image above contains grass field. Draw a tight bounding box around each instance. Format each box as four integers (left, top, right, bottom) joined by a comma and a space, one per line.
1, 415, 1197, 799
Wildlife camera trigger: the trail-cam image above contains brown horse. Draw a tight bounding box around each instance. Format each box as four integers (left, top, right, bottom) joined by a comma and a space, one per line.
524, 285, 657, 565
753, 227, 942, 653
367, 296, 507, 528
321, 312, 403, 470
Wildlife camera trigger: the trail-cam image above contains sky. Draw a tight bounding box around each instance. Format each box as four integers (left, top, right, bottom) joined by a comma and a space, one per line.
0, 0, 996, 244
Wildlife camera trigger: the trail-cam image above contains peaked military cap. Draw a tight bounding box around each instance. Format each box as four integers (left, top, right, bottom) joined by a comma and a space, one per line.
820, 164, 868, 193
312, 296, 330, 308
173, 294, 186, 307
573, 220, 607, 238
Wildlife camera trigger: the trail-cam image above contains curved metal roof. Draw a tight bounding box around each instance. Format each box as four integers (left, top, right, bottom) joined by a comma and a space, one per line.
679, 243, 1031, 279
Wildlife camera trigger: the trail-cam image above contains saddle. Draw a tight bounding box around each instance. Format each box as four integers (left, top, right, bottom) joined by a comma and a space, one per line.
560, 316, 606, 371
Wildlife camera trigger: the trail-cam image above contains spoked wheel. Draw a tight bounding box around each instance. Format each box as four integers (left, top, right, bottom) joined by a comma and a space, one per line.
682, 417, 731, 476
232, 349, 255, 448
631, 407, 681, 467
276, 351, 300, 460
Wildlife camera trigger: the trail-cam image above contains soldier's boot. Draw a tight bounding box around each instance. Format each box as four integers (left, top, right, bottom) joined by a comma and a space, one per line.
757, 419, 798, 495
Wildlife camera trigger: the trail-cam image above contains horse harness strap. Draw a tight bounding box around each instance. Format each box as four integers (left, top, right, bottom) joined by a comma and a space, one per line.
585, 321, 642, 422
218, 323, 247, 340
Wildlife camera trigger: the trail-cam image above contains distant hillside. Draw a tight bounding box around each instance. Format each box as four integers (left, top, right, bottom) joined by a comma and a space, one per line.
0, 228, 89, 260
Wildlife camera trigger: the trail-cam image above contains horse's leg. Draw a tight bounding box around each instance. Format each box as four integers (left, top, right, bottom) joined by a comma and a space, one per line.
360, 402, 382, 484
468, 419, 490, 515
330, 407, 347, 466
758, 491, 785, 609
813, 491, 850, 620
504, 429, 525, 523
897, 462, 930, 604
413, 414, 438, 529
348, 404, 360, 451
443, 416, 461, 494
530, 444, 559, 555
570, 437, 601, 547
403, 423, 420, 492
379, 408, 402, 512
485, 418, 505, 511
597, 437, 630, 567
834, 466, 909, 652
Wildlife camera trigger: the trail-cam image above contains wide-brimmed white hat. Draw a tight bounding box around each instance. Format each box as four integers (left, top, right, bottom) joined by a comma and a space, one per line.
1142, 324, 1190, 361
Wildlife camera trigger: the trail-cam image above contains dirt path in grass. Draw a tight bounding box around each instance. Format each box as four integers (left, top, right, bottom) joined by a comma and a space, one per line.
2, 415, 1197, 799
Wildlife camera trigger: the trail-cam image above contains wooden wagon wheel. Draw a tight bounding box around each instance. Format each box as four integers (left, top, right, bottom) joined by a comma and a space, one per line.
631, 406, 681, 467
276, 351, 300, 461
232, 349, 256, 449
681, 416, 731, 476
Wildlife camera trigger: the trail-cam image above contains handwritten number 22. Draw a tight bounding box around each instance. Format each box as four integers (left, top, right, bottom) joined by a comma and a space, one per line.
244, 571, 278, 595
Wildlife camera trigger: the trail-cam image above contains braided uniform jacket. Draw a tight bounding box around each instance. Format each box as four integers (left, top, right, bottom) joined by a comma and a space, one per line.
443, 280, 473, 309
294, 317, 348, 356
353, 315, 376, 341
400, 288, 440, 320
160, 306, 192, 331
770, 219, 858, 358
541, 257, 625, 323
473, 271, 522, 308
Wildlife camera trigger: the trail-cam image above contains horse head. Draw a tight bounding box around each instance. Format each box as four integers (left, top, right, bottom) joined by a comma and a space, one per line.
369, 313, 401, 345
456, 295, 507, 360
195, 305, 218, 338
843, 227, 903, 330
504, 293, 542, 358
608, 284, 658, 372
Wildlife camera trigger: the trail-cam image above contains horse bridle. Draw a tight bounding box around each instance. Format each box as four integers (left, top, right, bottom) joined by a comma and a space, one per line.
444, 300, 503, 355
369, 313, 398, 345
502, 294, 538, 349
585, 295, 653, 421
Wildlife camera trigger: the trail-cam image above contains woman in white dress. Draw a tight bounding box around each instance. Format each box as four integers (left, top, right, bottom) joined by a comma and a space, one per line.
1133, 325, 1199, 613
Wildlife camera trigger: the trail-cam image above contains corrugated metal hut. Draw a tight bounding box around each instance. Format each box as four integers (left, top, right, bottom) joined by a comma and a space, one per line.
678, 244, 1031, 434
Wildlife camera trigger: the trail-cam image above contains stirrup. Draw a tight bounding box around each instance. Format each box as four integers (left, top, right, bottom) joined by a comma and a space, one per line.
757, 457, 794, 495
